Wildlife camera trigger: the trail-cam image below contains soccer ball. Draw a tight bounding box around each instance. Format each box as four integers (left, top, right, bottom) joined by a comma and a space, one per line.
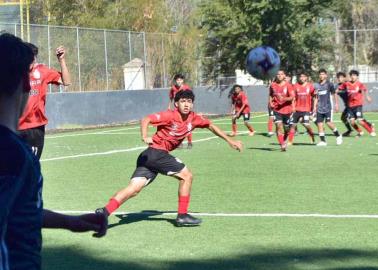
246, 46, 281, 80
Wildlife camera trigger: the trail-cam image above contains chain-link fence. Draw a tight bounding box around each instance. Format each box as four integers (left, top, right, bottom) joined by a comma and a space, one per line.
1, 22, 378, 92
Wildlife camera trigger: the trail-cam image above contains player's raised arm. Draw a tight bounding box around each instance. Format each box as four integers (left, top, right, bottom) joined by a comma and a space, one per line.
140, 116, 153, 144
207, 123, 243, 152
56, 46, 71, 86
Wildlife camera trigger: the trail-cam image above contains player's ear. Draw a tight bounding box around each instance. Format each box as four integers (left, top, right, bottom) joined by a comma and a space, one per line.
174, 101, 178, 108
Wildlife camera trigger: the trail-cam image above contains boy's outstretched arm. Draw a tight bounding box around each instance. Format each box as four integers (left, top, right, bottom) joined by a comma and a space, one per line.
207, 123, 243, 151
140, 116, 153, 144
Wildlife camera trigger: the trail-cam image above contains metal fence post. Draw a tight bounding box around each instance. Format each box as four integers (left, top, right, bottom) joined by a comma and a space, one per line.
162, 34, 167, 88
104, 29, 109, 90
76, 27, 82, 92
353, 29, 357, 68
128, 31, 132, 62
143, 32, 147, 88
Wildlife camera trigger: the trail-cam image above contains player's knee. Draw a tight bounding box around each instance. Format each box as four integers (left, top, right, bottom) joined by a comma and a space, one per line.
181, 170, 193, 182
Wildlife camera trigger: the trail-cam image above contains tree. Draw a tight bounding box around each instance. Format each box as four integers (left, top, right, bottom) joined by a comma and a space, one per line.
199, 0, 337, 80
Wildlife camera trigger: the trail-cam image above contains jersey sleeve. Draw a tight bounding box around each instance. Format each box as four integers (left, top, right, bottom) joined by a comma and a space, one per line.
288, 84, 295, 97
192, 114, 211, 128
338, 82, 347, 91
330, 83, 336, 94
241, 93, 249, 105
148, 111, 173, 126
359, 82, 367, 92
45, 67, 62, 85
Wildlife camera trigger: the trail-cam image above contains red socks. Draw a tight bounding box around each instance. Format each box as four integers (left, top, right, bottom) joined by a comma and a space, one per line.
268, 118, 273, 133
178, 195, 190, 214
288, 130, 295, 143
277, 133, 284, 145
360, 120, 372, 133
187, 133, 192, 143
105, 198, 120, 215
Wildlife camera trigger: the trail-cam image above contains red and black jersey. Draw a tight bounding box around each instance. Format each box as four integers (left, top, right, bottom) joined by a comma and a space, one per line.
338, 81, 367, 107
18, 64, 62, 130
231, 91, 251, 113
293, 82, 315, 112
269, 81, 294, 114
169, 84, 191, 100
148, 110, 210, 152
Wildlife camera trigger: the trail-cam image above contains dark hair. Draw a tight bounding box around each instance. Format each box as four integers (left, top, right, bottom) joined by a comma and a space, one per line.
174, 89, 195, 102
349, 69, 359, 76
25, 42, 38, 56
278, 69, 286, 75
318, 68, 327, 74
298, 70, 308, 76
228, 84, 243, 98
173, 73, 185, 81
0, 33, 34, 96
336, 71, 346, 78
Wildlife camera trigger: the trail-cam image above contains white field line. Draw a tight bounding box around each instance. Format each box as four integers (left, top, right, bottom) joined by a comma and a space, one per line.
54, 210, 378, 219
40, 132, 248, 162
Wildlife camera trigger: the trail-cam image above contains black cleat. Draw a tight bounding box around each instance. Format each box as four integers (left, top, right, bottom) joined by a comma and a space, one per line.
175, 213, 202, 227
93, 208, 109, 238
342, 130, 352, 137
187, 143, 193, 149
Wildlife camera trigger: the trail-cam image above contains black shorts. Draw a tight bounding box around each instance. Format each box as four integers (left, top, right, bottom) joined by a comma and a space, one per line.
18, 125, 45, 160
290, 111, 311, 125
131, 147, 186, 185
348, 106, 363, 120
316, 111, 333, 123
234, 112, 250, 121
273, 111, 291, 126
268, 106, 274, 117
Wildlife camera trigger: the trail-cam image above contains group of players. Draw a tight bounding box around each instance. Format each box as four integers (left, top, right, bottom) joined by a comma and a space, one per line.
230, 68, 375, 151
1, 30, 376, 270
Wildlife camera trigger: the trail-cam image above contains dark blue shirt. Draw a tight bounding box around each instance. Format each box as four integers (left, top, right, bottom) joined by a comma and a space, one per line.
314, 81, 335, 114
0, 125, 43, 270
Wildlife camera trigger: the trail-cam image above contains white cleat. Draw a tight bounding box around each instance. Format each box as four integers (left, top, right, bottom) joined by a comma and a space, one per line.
336, 135, 343, 145
248, 131, 255, 136
267, 132, 274, 137
370, 132, 376, 137
316, 141, 327, 146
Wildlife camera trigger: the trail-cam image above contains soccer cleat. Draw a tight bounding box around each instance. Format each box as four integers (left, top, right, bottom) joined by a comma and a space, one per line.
248, 131, 255, 136
175, 213, 202, 227
267, 132, 274, 137
228, 132, 237, 137
287, 141, 293, 146
336, 135, 343, 145
370, 124, 376, 137
316, 141, 327, 146
342, 130, 352, 137
187, 142, 193, 149
280, 142, 287, 152
93, 208, 109, 238
356, 131, 364, 138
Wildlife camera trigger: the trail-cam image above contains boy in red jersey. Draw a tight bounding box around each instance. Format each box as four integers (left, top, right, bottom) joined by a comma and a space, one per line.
168, 73, 193, 148
96, 90, 242, 229
288, 72, 316, 145
269, 70, 295, 151
338, 70, 375, 137
18, 43, 71, 159
229, 84, 255, 136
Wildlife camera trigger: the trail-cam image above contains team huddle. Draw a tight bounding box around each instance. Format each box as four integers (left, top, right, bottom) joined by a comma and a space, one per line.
230, 68, 375, 151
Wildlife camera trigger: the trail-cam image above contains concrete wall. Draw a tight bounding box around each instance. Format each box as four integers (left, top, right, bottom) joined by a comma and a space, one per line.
45, 83, 378, 130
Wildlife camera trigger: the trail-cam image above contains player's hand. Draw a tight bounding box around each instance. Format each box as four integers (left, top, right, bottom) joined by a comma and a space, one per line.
56, 46, 66, 60
334, 104, 339, 112
229, 140, 243, 152
367, 96, 372, 103
142, 137, 153, 145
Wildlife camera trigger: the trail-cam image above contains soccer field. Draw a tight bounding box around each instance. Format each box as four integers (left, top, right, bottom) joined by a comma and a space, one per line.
41, 113, 378, 270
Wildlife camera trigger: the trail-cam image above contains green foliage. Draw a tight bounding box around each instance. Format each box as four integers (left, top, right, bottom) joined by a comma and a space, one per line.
199, 0, 337, 79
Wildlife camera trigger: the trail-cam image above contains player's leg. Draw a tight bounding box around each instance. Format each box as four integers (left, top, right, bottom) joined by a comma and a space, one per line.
187, 132, 193, 149
325, 116, 342, 145
341, 108, 353, 136
230, 113, 238, 136
273, 112, 286, 151
355, 107, 375, 136
243, 113, 255, 136
288, 112, 299, 145
316, 114, 327, 146
267, 107, 274, 136
173, 167, 201, 226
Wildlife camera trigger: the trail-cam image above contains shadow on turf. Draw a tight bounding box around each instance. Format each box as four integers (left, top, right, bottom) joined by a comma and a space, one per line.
248, 147, 277, 151
42, 246, 378, 270
109, 210, 177, 228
